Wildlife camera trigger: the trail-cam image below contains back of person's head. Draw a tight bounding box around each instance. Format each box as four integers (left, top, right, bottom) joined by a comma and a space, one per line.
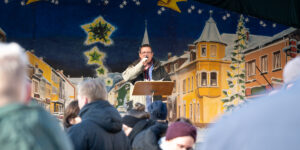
148, 101, 167, 121
78, 78, 107, 102
175, 117, 192, 125
64, 100, 80, 128
284, 56, 300, 85
0, 42, 28, 105
122, 103, 149, 128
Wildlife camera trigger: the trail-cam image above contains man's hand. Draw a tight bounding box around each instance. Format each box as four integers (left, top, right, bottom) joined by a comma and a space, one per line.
141, 57, 148, 66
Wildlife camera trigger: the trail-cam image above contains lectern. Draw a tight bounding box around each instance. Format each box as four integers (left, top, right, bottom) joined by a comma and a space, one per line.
132, 81, 174, 102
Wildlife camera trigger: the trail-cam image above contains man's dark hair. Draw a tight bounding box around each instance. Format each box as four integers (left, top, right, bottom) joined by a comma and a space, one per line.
139, 44, 152, 53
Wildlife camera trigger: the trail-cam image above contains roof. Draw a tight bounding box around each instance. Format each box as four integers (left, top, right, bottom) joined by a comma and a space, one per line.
244, 27, 297, 53
141, 23, 150, 45
222, 33, 272, 59
194, 17, 226, 45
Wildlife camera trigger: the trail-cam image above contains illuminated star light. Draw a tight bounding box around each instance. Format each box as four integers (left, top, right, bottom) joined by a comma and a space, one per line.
187, 8, 192, 13
226, 13, 230, 17
273, 23, 277, 28
87, 0, 91, 3
263, 23, 267, 27
21, 1, 25, 5
120, 4, 124, 8
191, 5, 195, 10
55, 0, 59, 5
104, 0, 109, 5
245, 18, 249, 22
158, 10, 162, 15
4, 0, 8, 4
123, 1, 127, 5
222, 16, 227, 20
161, 7, 165, 11
198, 9, 202, 14
136, 1, 140, 5
260, 20, 264, 25
132, 0, 136, 2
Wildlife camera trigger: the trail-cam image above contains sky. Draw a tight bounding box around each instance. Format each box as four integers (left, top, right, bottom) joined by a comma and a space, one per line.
0, 0, 288, 77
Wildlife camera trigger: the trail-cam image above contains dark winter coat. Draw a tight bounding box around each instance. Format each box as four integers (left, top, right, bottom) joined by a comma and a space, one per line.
0, 103, 73, 150
128, 58, 171, 84
68, 100, 130, 150
128, 119, 155, 145
131, 121, 168, 150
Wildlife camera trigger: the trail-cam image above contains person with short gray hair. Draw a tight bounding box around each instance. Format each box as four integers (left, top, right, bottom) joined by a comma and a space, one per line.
68, 78, 130, 150
0, 42, 73, 150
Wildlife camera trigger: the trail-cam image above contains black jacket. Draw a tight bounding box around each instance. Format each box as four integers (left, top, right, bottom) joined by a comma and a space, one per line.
128, 119, 155, 145
68, 100, 130, 150
128, 58, 171, 84
131, 121, 168, 150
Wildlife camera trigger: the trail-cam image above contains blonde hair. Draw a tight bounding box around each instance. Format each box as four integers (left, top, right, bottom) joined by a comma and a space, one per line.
78, 78, 107, 102
0, 42, 28, 101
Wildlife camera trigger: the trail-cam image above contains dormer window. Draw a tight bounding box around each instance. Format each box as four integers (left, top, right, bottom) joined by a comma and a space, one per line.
210, 45, 217, 57
201, 45, 207, 57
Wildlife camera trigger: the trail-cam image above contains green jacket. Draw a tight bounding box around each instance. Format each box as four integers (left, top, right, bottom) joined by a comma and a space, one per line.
0, 103, 73, 150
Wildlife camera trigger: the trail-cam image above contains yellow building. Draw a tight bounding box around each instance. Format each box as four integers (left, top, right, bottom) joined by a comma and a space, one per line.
26, 51, 64, 114
164, 16, 231, 126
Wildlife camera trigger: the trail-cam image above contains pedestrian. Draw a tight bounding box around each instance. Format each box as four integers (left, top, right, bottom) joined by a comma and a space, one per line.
131, 101, 168, 150
0, 42, 73, 150
160, 121, 197, 150
63, 100, 81, 131
122, 103, 154, 146
68, 78, 130, 150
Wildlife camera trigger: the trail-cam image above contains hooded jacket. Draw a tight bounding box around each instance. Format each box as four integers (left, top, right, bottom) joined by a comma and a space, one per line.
68, 100, 130, 150
0, 103, 73, 150
132, 121, 168, 150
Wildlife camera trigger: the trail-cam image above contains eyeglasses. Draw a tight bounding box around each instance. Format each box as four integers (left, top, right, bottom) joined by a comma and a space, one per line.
140, 51, 152, 54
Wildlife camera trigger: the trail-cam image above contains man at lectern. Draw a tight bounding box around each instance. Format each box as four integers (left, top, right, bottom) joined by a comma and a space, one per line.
122, 44, 170, 109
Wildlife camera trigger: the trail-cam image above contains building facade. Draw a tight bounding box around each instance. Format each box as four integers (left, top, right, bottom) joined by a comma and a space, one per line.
163, 16, 231, 126
244, 28, 300, 98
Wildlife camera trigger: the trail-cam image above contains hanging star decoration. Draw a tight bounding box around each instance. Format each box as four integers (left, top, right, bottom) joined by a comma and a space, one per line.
105, 77, 113, 87
81, 16, 116, 46
157, 0, 187, 13
84, 46, 108, 77
84, 46, 105, 65
96, 66, 108, 76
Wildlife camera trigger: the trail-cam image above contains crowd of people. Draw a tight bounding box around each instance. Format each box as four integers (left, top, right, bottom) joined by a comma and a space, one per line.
1, 42, 300, 150
0, 42, 197, 150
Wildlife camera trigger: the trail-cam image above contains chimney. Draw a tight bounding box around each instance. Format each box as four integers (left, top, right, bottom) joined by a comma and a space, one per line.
188, 44, 196, 51
168, 52, 172, 59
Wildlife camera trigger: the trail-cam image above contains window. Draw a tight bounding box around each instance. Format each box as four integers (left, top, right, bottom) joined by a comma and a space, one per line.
183, 104, 186, 118
178, 105, 181, 117
191, 76, 194, 91
273, 51, 281, 70
170, 64, 174, 72
201, 72, 207, 86
261, 55, 268, 73
197, 103, 200, 122
183, 79, 186, 94
210, 45, 217, 57
196, 73, 199, 87
193, 103, 197, 122
210, 72, 217, 86
247, 60, 256, 76
33, 80, 39, 93
189, 103, 193, 120
175, 63, 178, 69
201, 45, 207, 57
188, 78, 190, 92
173, 80, 176, 93
52, 86, 58, 94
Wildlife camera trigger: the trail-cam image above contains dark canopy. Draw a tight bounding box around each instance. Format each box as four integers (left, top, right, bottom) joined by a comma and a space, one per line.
194, 0, 300, 28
